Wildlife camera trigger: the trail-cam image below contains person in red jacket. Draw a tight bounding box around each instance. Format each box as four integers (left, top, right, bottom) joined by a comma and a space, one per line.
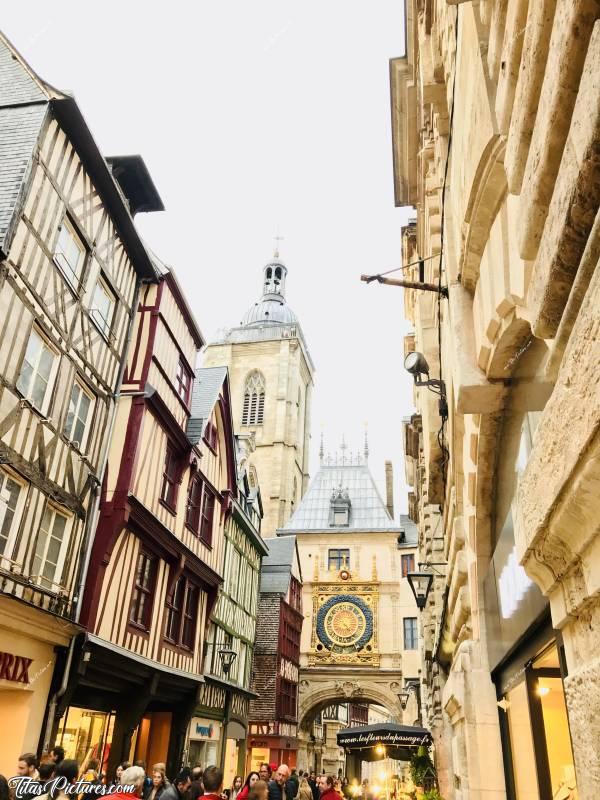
317, 776, 339, 800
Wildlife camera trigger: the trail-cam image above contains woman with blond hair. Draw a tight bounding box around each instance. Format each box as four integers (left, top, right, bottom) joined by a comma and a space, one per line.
297, 778, 313, 800
144, 765, 168, 800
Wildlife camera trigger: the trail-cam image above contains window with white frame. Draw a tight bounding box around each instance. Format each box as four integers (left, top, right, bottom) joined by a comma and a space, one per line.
90, 279, 115, 339
17, 329, 58, 413
31, 505, 70, 590
63, 381, 93, 450
0, 470, 26, 563
54, 217, 86, 289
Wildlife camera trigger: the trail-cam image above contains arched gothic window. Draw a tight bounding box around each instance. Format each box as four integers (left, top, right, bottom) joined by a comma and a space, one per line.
242, 371, 266, 426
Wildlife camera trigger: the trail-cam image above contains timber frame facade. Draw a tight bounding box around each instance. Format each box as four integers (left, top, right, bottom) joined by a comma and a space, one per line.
0, 33, 160, 776
58, 272, 242, 777
190, 430, 267, 781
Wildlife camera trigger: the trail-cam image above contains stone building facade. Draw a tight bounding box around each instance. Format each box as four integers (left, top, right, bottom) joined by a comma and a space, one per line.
278, 452, 420, 776
202, 254, 314, 537
390, 1, 600, 798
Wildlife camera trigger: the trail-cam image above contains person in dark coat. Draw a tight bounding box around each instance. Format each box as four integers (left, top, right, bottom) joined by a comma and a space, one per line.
267, 765, 295, 800
160, 771, 191, 800
307, 773, 319, 800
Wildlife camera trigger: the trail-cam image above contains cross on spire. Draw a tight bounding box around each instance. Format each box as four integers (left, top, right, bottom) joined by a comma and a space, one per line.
273, 231, 284, 259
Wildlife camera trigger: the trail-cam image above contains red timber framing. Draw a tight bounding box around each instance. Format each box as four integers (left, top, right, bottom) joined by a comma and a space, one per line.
70, 271, 240, 778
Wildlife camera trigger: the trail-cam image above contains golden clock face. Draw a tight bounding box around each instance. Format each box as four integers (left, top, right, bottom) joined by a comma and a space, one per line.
323, 601, 367, 647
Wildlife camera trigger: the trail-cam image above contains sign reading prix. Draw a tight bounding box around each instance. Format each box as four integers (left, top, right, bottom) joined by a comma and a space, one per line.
337, 729, 431, 749
0, 651, 33, 684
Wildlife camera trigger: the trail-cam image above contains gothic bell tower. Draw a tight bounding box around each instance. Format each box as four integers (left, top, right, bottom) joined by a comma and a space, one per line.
202, 250, 314, 536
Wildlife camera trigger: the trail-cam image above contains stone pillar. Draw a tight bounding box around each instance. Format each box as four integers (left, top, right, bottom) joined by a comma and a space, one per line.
442, 640, 506, 799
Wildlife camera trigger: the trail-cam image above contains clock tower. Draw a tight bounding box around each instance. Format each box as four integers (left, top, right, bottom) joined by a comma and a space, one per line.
277, 447, 420, 773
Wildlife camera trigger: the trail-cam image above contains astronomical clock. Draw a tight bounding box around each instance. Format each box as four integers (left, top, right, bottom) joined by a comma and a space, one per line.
310, 567, 379, 666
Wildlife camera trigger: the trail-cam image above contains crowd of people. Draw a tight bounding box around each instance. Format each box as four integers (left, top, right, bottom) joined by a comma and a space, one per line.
0, 753, 361, 800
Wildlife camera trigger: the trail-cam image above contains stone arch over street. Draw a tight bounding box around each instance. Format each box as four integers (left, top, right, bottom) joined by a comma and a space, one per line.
298, 677, 403, 732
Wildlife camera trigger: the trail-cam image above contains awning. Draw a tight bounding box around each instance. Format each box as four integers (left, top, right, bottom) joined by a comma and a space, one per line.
337, 723, 432, 762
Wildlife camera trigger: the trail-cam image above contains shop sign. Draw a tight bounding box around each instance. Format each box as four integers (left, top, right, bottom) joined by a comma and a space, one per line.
0, 651, 33, 684
189, 717, 221, 741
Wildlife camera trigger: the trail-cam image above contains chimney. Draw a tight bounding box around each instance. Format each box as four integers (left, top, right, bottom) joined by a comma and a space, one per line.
385, 460, 394, 519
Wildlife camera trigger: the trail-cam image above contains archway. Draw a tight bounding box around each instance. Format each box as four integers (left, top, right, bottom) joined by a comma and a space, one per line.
297, 680, 419, 782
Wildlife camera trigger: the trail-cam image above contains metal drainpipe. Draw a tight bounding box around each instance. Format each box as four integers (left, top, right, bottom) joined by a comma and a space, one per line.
42, 634, 76, 753
73, 279, 145, 621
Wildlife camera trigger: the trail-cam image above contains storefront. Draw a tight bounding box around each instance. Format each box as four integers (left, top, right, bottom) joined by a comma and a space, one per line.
482, 409, 578, 799
247, 724, 299, 771
0, 595, 78, 777
188, 717, 221, 768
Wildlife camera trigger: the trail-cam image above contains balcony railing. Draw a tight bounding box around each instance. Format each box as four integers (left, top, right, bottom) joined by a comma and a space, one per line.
0, 559, 75, 619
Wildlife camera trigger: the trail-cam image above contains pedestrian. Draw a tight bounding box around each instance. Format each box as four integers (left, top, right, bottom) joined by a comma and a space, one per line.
111, 766, 146, 800
189, 767, 203, 800
49, 749, 65, 767
45, 760, 79, 800
236, 772, 259, 800
116, 763, 132, 784
307, 774, 318, 800
160, 770, 191, 800
230, 777, 243, 800
144, 765, 168, 800
267, 765, 293, 800
258, 766, 271, 784
39, 763, 55, 783
247, 782, 268, 800
134, 761, 151, 796
316, 777, 337, 800
296, 778, 312, 800
195, 766, 223, 800
287, 771, 298, 800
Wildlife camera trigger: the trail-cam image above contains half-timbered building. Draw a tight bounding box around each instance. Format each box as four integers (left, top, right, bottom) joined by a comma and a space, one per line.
0, 35, 161, 775
247, 536, 303, 770
57, 266, 238, 777
189, 423, 267, 782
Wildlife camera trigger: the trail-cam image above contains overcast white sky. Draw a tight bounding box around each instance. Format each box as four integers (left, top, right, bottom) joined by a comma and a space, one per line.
4, 1, 415, 514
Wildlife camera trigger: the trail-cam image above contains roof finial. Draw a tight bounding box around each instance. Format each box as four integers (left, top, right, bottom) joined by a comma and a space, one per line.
340, 434, 348, 465
319, 430, 324, 464
364, 422, 369, 463
273, 230, 284, 259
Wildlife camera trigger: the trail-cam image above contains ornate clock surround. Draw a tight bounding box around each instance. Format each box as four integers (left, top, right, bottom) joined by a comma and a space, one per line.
310, 567, 379, 666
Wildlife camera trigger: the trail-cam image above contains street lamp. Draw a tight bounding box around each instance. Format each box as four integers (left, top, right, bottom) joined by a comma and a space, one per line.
218, 648, 237, 675
403, 351, 447, 418
406, 571, 434, 610
217, 648, 237, 773
397, 690, 411, 711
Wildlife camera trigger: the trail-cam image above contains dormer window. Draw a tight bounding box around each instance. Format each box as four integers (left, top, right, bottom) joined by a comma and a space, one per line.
329, 485, 351, 527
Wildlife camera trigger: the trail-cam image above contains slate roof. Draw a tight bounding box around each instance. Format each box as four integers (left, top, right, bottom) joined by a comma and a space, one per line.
281, 463, 403, 532
0, 39, 48, 106
398, 514, 418, 546
186, 366, 228, 445
0, 103, 47, 255
260, 536, 297, 594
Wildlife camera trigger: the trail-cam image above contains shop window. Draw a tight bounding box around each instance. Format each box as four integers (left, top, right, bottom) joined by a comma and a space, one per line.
175, 358, 192, 405
165, 576, 199, 650
31, 504, 70, 590
199, 485, 215, 545
54, 217, 86, 290
90, 278, 116, 340
403, 617, 418, 650
401, 553, 415, 577
0, 469, 26, 566
328, 548, 350, 570
17, 328, 58, 414
56, 707, 114, 771
130, 550, 157, 630
63, 380, 94, 451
